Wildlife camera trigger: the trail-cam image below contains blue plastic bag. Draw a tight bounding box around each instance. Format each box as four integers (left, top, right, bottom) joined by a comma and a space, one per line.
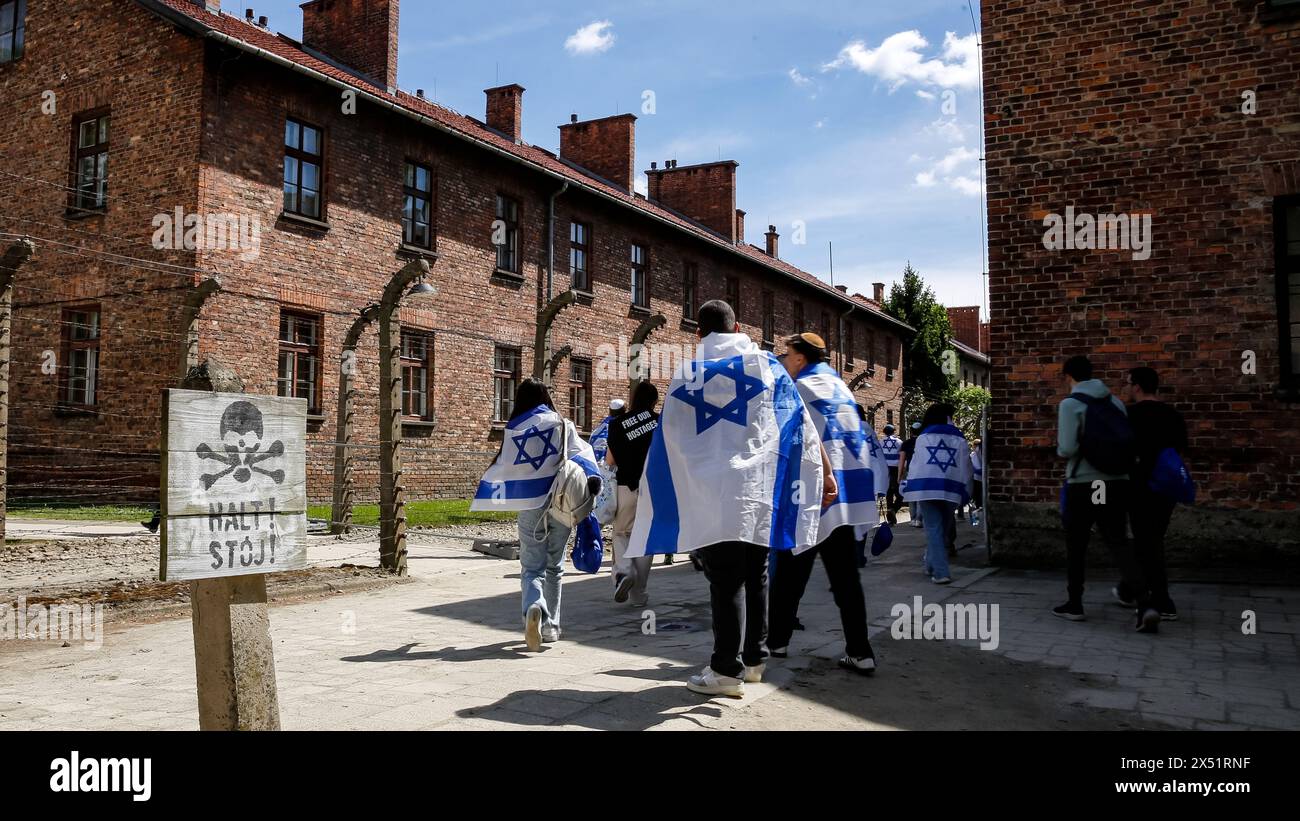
870, 522, 894, 557
1149, 447, 1195, 505
571, 514, 604, 574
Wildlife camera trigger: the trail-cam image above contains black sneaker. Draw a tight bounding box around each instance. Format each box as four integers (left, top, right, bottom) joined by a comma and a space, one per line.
141, 517, 160, 534
1136, 607, 1161, 634
1158, 599, 1178, 621
614, 574, 633, 603
1111, 585, 1136, 608
662, 554, 675, 566
838, 653, 877, 675
1052, 601, 1086, 621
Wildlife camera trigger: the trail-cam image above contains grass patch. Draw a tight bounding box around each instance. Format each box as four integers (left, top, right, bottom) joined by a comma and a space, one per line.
308, 499, 514, 528
7, 505, 154, 522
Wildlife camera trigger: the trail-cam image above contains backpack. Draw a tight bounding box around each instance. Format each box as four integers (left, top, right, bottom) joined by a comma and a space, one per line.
546, 420, 596, 530
1070, 392, 1136, 476
1149, 447, 1196, 504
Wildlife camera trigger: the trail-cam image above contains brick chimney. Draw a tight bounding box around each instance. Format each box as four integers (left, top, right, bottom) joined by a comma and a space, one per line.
485, 84, 525, 143
735, 209, 746, 246
301, 0, 400, 91
645, 160, 739, 243
946, 306, 982, 350
872, 282, 885, 302
558, 114, 637, 192
764, 224, 779, 259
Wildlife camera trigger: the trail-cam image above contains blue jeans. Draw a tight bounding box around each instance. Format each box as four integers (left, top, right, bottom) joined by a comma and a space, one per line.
518, 505, 571, 628
920, 499, 955, 579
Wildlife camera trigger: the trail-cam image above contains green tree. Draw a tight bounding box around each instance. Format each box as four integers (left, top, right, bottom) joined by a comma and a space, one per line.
943, 384, 991, 440
883, 263, 954, 401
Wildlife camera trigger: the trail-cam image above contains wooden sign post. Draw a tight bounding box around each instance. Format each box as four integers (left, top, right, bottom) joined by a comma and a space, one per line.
160, 389, 308, 730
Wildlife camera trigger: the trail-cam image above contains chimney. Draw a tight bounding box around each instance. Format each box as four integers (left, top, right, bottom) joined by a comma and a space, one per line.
764, 224, 779, 258
945, 306, 982, 350
302, 0, 400, 91
735, 209, 746, 245
485, 84, 525, 143
645, 160, 740, 243
872, 282, 885, 302
191, 0, 221, 11
835, 285, 848, 294
558, 114, 637, 192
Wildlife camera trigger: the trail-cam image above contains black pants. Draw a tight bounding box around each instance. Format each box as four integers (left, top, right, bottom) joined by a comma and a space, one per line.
769, 525, 874, 659
886, 467, 904, 512
1064, 480, 1149, 609
971, 480, 983, 510
1128, 489, 1174, 607
697, 542, 769, 678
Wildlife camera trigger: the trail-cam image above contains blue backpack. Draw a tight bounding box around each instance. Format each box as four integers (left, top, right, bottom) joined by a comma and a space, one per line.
1070, 393, 1136, 476
1149, 447, 1195, 504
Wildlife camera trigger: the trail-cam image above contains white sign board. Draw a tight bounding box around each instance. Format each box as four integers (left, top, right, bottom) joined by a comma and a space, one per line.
160, 390, 309, 581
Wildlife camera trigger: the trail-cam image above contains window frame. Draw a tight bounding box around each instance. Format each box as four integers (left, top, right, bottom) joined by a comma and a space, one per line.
0, 0, 26, 66
725, 275, 741, 322
569, 357, 593, 433
761, 289, 775, 346
283, 117, 326, 221
630, 243, 649, 309
58, 304, 100, 410
682, 262, 699, 321
492, 345, 522, 423
400, 329, 435, 421
277, 309, 324, 415
402, 160, 435, 250
68, 108, 110, 215
1276, 195, 1300, 394
570, 221, 591, 292
495, 194, 521, 274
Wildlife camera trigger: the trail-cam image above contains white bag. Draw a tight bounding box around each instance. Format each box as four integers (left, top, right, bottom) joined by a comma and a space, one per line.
546, 420, 596, 530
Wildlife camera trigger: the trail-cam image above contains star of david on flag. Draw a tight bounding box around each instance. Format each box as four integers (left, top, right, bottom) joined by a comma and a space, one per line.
512, 425, 559, 471
809, 393, 865, 460
925, 438, 960, 473
670, 356, 767, 435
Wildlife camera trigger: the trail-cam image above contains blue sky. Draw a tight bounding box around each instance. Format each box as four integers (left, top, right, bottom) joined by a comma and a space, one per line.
246, 0, 988, 317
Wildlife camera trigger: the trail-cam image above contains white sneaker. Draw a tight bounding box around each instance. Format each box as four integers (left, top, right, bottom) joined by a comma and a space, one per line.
524, 603, 543, 651
541, 624, 560, 643
686, 667, 745, 698
932, 576, 952, 585
742, 663, 765, 683
911, 521, 924, 529
838, 654, 877, 675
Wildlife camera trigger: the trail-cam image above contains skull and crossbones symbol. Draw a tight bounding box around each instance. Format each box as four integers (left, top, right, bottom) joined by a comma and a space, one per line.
196, 401, 286, 491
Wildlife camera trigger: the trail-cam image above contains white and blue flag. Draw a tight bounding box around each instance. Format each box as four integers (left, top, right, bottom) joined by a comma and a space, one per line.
588, 414, 618, 525
793, 362, 888, 552
470, 404, 600, 512
589, 415, 613, 463
881, 434, 903, 468
901, 423, 974, 506
626, 333, 824, 557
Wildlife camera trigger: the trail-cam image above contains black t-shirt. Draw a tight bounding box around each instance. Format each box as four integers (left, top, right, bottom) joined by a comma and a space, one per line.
606, 409, 660, 490
900, 436, 919, 460
1127, 400, 1187, 483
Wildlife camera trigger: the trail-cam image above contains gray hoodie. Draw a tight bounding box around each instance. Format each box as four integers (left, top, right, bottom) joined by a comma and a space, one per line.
1057, 379, 1129, 484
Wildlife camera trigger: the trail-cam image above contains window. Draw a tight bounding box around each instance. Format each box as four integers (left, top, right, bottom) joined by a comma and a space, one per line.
844, 321, 855, 367
493, 345, 521, 422
60, 307, 99, 408
402, 161, 434, 249
277, 311, 322, 413
725, 276, 741, 321
70, 111, 109, 213
793, 301, 804, 334
495, 194, 519, 273
887, 409, 894, 426
682, 262, 699, 321
401, 330, 434, 420
630, 243, 648, 309
886, 335, 896, 381
0, 0, 25, 65
1277, 196, 1300, 391
283, 118, 323, 220
761, 290, 775, 345
569, 358, 592, 432
570, 222, 590, 291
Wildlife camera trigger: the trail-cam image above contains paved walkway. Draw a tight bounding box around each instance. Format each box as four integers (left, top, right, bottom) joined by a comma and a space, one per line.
1, 519, 1297, 730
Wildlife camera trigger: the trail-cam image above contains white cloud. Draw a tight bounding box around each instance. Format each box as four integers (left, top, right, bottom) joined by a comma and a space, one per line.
914, 146, 981, 196
788, 67, 813, 86
948, 175, 982, 196
924, 117, 965, 143
915, 89, 936, 100
823, 30, 979, 91
565, 20, 615, 55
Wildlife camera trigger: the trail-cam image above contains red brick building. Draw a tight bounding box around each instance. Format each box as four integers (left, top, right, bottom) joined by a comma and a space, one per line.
982, 0, 1300, 564
0, 0, 910, 506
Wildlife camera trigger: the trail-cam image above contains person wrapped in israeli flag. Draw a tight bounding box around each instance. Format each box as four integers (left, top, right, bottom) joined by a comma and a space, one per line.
626, 301, 829, 700
768, 333, 883, 675
470, 401, 600, 512
902, 402, 974, 585
588, 399, 623, 525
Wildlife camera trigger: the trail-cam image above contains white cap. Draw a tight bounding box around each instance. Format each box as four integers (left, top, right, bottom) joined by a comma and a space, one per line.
609, 399, 626, 412
911, 422, 922, 430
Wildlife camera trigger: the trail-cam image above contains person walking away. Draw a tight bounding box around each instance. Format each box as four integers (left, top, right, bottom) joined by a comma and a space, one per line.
605, 381, 661, 608
1053, 355, 1159, 633
969, 438, 984, 526
768, 333, 885, 674
880, 423, 903, 524
902, 403, 972, 584
625, 300, 831, 698
1120, 367, 1186, 620
471, 379, 602, 651
589, 399, 623, 526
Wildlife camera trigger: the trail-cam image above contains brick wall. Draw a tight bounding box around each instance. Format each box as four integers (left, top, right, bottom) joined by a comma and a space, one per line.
946, 306, 981, 351
982, 0, 1300, 564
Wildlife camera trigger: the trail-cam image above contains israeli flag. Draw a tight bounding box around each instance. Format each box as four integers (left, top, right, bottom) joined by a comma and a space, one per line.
626, 333, 824, 557
793, 362, 889, 552
881, 435, 902, 467
588, 414, 618, 525
901, 424, 974, 506
588, 415, 613, 463
470, 404, 600, 512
